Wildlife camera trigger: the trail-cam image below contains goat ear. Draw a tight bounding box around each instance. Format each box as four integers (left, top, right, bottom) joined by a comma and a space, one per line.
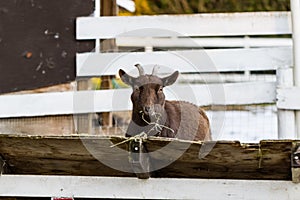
119, 69, 135, 86
162, 71, 179, 86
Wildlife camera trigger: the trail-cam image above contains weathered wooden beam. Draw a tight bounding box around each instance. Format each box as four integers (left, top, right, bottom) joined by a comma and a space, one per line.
0, 135, 293, 180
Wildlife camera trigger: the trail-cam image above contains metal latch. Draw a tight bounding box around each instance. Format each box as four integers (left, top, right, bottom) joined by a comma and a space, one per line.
128, 137, 150, 179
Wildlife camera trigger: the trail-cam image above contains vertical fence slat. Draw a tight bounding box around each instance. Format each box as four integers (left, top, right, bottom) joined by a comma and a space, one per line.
291, 0, 300, 138
277, 67, 296, 139
95, 0, 101, 52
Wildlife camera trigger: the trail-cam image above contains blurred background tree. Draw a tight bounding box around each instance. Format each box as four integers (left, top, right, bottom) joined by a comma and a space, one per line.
119, 0, 290, 15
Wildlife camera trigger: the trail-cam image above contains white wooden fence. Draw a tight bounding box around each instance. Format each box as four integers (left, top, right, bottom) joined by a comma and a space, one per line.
0, 11, 299, 139
2, 1, 300, 199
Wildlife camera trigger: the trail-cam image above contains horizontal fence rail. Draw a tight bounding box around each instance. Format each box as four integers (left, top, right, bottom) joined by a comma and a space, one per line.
1, 175, 300, 199
76, 47, 292, 76
116, 37, 293, 48
0, 82, 275, 118
77, 12, 292, 39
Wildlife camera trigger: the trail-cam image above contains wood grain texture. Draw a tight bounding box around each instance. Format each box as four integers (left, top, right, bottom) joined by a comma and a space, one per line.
0, 135, 293, 180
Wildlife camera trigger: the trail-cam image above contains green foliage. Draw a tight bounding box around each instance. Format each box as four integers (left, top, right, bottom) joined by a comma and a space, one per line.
124, 0, 290, 15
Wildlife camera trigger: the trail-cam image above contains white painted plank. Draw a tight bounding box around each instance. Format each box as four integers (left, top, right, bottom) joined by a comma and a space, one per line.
291, 0, 300, 138
276, 67, 296, 139
167, 82, 276, 106
179, 73, 276, 83
77, 12, 291, 39
116, 37, 292, 48
0, 90, 131, 118
0, 175, 299, 199
0, 82, 275, 118
277, 87, 300, 110
0, 92, 75, 118
76, 47, 292, 76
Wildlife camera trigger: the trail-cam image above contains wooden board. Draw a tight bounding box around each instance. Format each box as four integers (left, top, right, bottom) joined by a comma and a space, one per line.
0, 115, 74, 136
0, 82, 276, 118
77, 12, 291, 39
116, 37, 292, 48
1, 175, 300, 199
0, 115, 127, 136
76, 47, 292, 76
0, 134, 293, 180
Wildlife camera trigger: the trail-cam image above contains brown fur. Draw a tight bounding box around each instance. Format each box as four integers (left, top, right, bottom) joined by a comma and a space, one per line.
119, 67, 211, 141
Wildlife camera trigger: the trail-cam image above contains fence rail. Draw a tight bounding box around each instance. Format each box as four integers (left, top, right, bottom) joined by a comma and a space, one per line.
0, 81, 276, 118
77, 47, 292, 76
77, 12, 291, 39
1, 175, 300, 199
116, 37, 293, 48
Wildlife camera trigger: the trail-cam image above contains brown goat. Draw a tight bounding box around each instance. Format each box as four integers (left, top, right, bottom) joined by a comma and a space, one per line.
119, 64, 211, 141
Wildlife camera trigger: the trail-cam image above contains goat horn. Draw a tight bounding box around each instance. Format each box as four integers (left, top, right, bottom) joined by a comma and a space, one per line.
152, 65, 160, 75
134, 64, 145, 76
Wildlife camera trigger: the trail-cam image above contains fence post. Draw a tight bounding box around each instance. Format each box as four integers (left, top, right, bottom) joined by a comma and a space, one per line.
277, 67, 296, 139
291, 0, 300, 138
95, 0, 100, 53
99, 0, 117, 128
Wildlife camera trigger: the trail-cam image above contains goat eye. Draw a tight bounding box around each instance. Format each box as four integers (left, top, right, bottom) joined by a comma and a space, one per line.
157, 86, 163, 93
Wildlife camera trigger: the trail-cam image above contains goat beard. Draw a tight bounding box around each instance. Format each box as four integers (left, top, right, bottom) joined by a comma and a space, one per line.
139, 107, 168, 136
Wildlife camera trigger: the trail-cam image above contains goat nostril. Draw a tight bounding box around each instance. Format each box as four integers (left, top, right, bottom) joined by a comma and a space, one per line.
144, 106, 151, 113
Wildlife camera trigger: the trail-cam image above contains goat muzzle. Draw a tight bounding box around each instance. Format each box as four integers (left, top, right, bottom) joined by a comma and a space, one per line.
142, 106, 155, 116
